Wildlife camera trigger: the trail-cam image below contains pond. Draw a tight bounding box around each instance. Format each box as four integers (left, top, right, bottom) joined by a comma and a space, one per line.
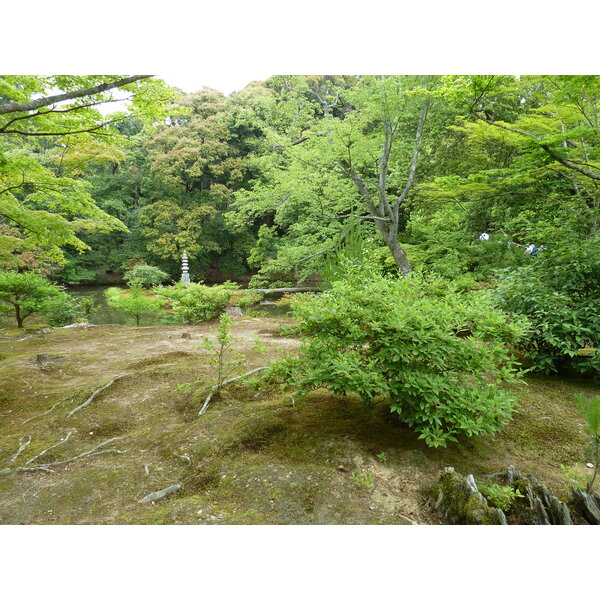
67, 286, 290, 325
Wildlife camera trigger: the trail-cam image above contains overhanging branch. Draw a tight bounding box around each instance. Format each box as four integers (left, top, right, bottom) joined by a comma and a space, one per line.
0, 75, 152, 115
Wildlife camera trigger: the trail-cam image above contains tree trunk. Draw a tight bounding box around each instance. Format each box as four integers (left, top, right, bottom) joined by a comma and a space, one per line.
386, 237, 412, 275
15, 303, 24, 328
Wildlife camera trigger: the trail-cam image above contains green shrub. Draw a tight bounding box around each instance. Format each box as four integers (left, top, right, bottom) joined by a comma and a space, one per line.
41, 294, 92, 326
237, 290, 264, 309
124, 264, 170, 288
350, 472, 375, 490
493, 237, 600, 375
270, 270, 525, 447
155, 282, 232, 323
477, 481, 524, 512
105, 285, 167, 326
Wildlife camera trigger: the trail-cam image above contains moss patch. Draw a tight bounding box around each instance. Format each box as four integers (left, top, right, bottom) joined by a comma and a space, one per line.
0, 318, 598, 524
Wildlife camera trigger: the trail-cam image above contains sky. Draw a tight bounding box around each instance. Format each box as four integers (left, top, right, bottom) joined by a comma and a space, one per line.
95, 73, 273, 115
158, 72, 272, 95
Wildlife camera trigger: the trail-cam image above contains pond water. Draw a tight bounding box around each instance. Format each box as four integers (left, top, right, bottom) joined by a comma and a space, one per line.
67, 286, 290, 326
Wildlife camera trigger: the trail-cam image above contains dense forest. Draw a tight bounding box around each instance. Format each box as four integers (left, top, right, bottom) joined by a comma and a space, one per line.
1, 75, 599, 526
2, 75, 598, 372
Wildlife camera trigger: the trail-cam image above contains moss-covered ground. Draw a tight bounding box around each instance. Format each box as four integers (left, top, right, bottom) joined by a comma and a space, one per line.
0, 317, 598, 524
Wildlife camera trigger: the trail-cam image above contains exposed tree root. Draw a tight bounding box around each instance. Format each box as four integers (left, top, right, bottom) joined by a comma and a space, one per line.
198, 367, 268, 416
1, 435, 128, 476
173, 452, 192, 464
67, 374, 131, 417
66, 363, 178, 418
25, 431, 73, 464
8, 435, 31, 465
21, 397, 70, 425
138, 484, 183, 504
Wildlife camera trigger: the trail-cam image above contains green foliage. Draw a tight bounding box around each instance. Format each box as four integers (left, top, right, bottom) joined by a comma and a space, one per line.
0, 271, 67, 328
0, 75, 177, 269
124, 264, 170, 288
493, 236, 600, 375
559, 464, 588, 491
376, 452, 388, 464
155, 282, 232, 323
236, 290, 264, 309
201, 313, 244, 387
320, 218, 382, 287
273, 270, 525, 448
41, 293, 92, 327
476, 481, 525, 512
104, 285, 166, 326
350, 472, 375, 490
575, 393, 600, 492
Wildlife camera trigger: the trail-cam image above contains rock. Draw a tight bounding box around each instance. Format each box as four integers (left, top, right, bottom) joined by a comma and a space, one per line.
224, 306, 244, 317
572, 488, 600, 524
524, 478, 572, 525
138, 484, 183, 504
181, 332, 192, 339
434, 468, 507, 525
505, 464, 522, 486
548, 496, 572, 525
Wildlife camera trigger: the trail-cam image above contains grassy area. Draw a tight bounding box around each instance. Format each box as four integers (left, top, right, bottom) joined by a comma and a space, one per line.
0, 318, 598, 524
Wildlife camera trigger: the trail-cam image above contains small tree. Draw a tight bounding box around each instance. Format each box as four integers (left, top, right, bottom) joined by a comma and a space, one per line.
104, 285, 166, 326
0, 271, 65, 328
201, 313, 244, 388
124, 264, 170, 288
155, 282, 231, 323
576, 393, 600, 493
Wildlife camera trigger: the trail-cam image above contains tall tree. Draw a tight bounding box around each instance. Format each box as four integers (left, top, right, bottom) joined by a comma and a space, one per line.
231, 75, 439, 280
0, 75, 177, 269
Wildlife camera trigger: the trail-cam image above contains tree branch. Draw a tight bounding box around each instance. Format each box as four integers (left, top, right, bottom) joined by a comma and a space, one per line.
0, 76, 152, 115
393, 98, 430, 216
482, 117, 600, 182
1, 118, 122, 137
540, 143, 600, 181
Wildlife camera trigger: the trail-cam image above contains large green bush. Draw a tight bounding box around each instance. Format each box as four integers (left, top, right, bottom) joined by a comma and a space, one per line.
155, 282, 232, 322
493, 236, 600, 375
272, 271, 526, 447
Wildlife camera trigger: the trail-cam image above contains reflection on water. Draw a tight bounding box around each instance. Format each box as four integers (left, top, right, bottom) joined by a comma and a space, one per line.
68, 287, 290, 325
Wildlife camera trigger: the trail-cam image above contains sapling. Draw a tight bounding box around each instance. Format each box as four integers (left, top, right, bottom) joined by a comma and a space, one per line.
575, 393, 600, 493
105, 284, 166, 326
202, 313, 244, 389
197, 314, 269, 416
